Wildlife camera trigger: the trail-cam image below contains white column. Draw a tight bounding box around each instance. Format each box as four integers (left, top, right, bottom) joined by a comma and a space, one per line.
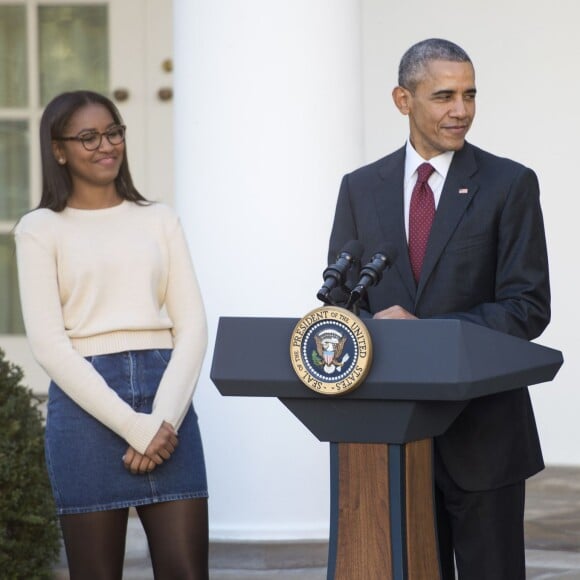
174, 0, 363, 539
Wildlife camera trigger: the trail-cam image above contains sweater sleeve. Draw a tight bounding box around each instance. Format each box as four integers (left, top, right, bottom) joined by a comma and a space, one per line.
150, 217, 207, 430
15, 227, 164, 454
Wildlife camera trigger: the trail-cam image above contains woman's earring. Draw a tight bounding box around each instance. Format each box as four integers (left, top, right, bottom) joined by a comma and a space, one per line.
58, 158, 65, 165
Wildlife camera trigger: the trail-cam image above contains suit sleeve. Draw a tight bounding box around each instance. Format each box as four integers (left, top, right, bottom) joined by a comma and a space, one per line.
328, 175, 358, 263
327, 175, 371, 313
438, 167, 550, 340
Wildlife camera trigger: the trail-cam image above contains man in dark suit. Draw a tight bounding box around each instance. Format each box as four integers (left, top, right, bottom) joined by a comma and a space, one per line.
328, 38, 550, 579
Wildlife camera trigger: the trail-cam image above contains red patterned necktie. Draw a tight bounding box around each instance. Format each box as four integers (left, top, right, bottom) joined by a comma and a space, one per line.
409, 163, 435, 283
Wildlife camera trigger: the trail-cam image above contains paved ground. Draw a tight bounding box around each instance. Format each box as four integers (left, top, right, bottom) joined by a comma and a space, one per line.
525, 466, 580, 579
54, 465, 580, 579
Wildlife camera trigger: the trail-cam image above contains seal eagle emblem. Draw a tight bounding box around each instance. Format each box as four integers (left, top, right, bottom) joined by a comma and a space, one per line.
314, 329, 349, 373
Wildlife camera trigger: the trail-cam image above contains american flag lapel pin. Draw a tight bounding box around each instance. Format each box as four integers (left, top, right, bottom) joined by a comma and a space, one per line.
458, 187, 469, 194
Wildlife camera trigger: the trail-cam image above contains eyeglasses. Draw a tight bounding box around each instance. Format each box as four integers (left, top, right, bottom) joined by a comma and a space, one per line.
55, 125, 126, 151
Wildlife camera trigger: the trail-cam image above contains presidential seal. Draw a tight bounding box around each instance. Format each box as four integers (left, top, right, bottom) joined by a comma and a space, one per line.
290, 306, 373, 395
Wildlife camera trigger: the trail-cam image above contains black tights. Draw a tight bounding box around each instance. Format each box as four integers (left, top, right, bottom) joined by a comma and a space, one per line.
60, 498, 209, 580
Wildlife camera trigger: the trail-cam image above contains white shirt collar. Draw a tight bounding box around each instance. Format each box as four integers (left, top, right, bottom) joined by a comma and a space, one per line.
404, 140, 455, 183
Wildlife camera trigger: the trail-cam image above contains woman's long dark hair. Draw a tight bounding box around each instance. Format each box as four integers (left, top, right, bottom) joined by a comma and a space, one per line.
38, 90, 147, 211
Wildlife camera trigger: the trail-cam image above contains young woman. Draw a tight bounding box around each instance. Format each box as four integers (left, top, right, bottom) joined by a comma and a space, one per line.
15, 91, 209, 579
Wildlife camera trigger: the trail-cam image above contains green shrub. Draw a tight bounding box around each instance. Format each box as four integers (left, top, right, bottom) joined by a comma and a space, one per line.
0, 348, 60, 579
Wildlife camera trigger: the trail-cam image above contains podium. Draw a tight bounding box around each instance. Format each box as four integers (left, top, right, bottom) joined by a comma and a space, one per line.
210, 317, 563, 580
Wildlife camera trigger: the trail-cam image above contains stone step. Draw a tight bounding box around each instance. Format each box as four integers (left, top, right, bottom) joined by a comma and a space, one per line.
54, 516, 328, 579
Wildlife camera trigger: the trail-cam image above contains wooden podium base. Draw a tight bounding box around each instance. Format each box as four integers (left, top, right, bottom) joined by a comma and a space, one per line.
328, 440, 441, 580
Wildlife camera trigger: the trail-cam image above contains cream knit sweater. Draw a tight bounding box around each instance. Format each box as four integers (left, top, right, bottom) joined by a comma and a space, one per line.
15, 200, 207, 454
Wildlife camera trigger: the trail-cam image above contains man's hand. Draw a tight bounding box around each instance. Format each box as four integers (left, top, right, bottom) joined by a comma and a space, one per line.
373, 305, 417, 320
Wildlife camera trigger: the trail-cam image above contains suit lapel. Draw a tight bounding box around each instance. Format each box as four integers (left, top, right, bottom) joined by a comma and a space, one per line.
375, 146, 417, 301
416, 143, 480, 301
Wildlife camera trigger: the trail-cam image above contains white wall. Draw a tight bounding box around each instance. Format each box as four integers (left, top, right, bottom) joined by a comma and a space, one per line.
174, 0, 579, 542
174, 0, 364, 539
361, 0, 579, 466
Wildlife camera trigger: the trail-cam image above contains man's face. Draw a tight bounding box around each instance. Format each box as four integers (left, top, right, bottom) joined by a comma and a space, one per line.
393, 60, 476, 159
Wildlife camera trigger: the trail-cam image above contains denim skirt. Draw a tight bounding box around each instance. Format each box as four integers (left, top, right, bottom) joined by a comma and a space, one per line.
45, 349, 208, 515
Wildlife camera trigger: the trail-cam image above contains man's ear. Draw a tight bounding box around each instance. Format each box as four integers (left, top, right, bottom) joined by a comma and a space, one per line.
392, 86, 411, 116
52, 141, 66, 165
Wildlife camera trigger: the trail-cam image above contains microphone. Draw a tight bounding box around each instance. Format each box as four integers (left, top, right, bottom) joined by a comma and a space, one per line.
348, 243, 398, 307
317, 240, 364, 304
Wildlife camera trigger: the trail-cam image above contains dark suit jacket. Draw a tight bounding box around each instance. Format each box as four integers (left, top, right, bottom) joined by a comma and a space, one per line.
328, 142, 551, 491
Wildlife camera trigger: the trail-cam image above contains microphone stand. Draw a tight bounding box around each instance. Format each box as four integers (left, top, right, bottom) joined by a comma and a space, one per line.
318, 283, 360, 317
344, 291, 360, 316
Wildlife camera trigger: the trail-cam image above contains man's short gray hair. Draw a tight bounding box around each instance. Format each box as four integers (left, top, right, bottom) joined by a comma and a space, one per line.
398, 39, 472, 92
